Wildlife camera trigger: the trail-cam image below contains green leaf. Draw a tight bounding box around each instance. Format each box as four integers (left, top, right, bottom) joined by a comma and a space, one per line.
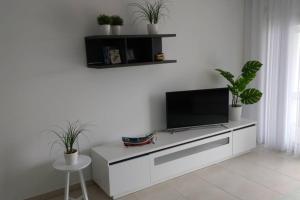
227, 84, 238, 95
230, 60, 263, 93
241, 60, 262, 83
215, 69, 235, 85
129, 0, 168, 24
240, 88, 262, 104
49, 121, 88, 153
234, 77, 248, 92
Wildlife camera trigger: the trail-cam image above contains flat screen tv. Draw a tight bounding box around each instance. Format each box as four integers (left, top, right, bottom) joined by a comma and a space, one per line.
166, 88, 229, 129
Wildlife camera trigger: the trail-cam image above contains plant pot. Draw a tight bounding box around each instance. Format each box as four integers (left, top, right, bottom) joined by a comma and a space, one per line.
99, 25, 111, 35
147, 24, 158, 34
229, 105, 242, 121
64, 150, 78, 165
111, 25, 122, 35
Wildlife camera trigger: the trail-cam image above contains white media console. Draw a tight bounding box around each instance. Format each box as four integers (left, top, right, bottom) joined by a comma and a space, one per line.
91, 119, 256, 199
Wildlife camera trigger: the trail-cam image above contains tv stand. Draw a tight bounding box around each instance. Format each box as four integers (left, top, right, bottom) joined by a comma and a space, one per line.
91, 119, 256, 199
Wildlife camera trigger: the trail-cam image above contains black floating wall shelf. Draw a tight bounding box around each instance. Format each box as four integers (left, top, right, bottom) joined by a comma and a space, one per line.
85, 34, 176, 69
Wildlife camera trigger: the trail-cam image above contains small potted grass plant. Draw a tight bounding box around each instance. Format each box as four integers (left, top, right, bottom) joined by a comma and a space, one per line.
97, 14, 112, 35
50, 121, 87, 165
111, 15, 124, 35
130, 0, 168, 34
215, 60, 263, 121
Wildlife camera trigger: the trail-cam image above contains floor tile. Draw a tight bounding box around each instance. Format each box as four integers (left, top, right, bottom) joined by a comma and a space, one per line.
220, 156, 300, 194
133, 181, 187, 200
117, 193, 139, 200
87, 185, 110, 200
168, 172, 239, 200
197, 165, 282, 200
240, 150, 300, 181
238, 150, 295, 170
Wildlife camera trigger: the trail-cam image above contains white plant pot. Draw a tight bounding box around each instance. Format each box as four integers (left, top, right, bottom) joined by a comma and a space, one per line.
147, 24, 158, 34
229, 105, 243, 121
111, 25, 122, 35
64, 150, 78, 165
99, 25, 111, 35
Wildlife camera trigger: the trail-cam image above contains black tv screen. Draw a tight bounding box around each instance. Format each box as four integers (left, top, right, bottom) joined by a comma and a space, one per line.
166, 88, 229, 129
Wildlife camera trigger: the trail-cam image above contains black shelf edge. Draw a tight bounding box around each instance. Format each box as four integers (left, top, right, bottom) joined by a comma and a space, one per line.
87, 60, 177, 69
85, 34, 176, 40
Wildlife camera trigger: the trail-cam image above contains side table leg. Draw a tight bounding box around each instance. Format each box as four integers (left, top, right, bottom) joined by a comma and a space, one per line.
65, 172, 70, 200
79, 170, 88, 200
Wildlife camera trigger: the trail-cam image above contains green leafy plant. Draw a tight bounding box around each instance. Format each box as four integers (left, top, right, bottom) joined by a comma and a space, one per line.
97, 14, 111, 25
129, 0, 168, 24
50, 121, 87, 154
215, 60, 263, 107
111, 15, 124, 26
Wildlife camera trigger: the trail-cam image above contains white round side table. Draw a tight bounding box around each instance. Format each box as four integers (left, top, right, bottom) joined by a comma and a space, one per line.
53, 155, 91, 200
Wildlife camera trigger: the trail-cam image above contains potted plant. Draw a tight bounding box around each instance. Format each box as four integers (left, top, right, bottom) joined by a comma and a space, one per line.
97, 14, 112, 35
111, 15, 124, 35
130, 0, 168, 34
50, 121, 87, 165
215, 60, 263, 121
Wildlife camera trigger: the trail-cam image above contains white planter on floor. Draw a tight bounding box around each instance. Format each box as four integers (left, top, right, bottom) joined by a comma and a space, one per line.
147, 24, 158, 34
64, 150, 79, 165
229, 105, 242, 121
99, 25, 111, 35
111, 25, 122, 35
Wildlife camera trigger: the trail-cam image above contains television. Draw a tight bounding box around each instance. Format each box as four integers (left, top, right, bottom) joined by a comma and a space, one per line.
166, 88, 229, 129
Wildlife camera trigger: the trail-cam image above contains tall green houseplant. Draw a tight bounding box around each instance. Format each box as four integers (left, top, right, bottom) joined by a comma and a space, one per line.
215, 60, 263, 107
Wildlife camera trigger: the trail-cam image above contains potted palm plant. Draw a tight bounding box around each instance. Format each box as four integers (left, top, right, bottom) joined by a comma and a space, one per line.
97, 14, 112, 35
215, 60, 263, 121
111, 15, 124, 35
130, 0, 168, 34
50, 121, 87, 165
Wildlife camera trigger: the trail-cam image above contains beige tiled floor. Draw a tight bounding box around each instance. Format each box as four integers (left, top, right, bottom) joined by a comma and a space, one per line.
49, 147, 300, 200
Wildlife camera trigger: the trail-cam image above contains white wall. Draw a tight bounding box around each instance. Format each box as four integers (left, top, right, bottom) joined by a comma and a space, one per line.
0, 0, 244, 199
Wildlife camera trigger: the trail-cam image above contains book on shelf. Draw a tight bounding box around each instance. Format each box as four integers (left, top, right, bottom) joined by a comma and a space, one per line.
102, 46, 111, 65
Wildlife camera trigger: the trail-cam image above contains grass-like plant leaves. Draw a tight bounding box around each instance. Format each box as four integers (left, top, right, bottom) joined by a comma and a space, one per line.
50, 121, 88, 154
129, 0, 168, 24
